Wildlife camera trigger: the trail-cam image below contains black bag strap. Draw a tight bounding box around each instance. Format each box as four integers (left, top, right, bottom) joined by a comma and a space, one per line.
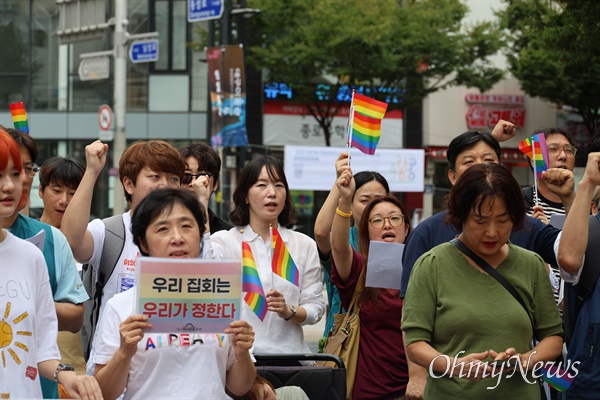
451, 238, 533, 327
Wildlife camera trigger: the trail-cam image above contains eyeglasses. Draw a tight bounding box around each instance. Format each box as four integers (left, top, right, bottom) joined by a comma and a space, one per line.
547, 144, 577, 157
368, 214, 406, 229
23, 162, 40, 177
182, 172, 214, 185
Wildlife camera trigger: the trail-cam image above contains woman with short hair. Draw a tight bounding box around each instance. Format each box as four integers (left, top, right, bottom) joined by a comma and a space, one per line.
402, 163, 563, 399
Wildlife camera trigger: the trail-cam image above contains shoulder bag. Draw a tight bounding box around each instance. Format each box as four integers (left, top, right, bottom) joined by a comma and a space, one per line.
317, 269, 364, 400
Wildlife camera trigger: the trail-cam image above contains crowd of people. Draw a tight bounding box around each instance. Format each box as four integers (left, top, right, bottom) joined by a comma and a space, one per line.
1, 118, 599, 400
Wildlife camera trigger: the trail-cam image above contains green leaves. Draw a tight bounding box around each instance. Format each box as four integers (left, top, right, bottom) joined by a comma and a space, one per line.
500, 0, 600, 134
242, 0, 505, 144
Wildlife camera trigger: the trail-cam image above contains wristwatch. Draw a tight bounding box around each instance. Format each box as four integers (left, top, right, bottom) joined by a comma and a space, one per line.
54, 363, 75, 383
284, 305, 297, 321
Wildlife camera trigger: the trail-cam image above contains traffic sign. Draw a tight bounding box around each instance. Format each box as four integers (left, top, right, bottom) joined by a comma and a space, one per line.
188, 0, 224, 22
98, 105, 113, 131
78, 56, 110, 81
129, 39, 159, 63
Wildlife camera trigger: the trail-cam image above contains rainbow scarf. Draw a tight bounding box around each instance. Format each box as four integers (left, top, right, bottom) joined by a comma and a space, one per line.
350, 93, 388, 155
519, 133, 548, 178
270, 226, 299, 286
9, 102, 29, 133
242, 242, 267, 321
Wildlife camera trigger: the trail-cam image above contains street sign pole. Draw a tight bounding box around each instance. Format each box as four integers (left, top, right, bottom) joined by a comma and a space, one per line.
113, 0, 128, 215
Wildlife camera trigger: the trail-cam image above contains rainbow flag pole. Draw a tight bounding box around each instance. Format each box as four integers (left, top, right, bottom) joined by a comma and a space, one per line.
242, 240, 268, 321
9, 102, 29, 133
348, 91, 388, 156
346, 93, 355, 167
518, 133, 549, 206
270, 225, 299, 287
532, 140, 539, 204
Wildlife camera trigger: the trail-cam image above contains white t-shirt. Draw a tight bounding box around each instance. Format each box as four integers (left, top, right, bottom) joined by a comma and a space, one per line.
87, 212, 140, 308
91, 288, 236, 399
0, 232, 60, 399
210, 225, 325, 354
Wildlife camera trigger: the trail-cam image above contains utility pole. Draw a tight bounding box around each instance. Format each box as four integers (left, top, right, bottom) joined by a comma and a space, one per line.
113, 0, 128, 215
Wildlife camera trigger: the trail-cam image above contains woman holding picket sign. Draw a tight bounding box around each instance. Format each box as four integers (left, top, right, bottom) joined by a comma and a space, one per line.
211, 155, 325, 355
331, 161, 411, 399
91, 188, 256, 399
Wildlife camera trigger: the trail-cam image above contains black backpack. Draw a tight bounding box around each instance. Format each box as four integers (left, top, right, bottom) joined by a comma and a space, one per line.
80, 215, 126, 361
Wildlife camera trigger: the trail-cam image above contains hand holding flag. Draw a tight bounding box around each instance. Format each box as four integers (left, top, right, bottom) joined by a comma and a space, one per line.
519, 133, 549, 179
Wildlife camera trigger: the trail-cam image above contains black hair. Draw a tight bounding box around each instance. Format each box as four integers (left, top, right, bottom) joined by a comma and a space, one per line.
5, 128, 38, 163
353, 171, 390, 199
39, 156, 85, 190
179, 141, 222, 184
132, 188, 207, 257
541, 127, 575, 147
446, 163, 525, 231
229, 155, 297, 227
447, 131, 500, 171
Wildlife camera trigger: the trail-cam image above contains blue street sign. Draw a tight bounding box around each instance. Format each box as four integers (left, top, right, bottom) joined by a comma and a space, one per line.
188, 0, 224, 22
129, 39, 159, 63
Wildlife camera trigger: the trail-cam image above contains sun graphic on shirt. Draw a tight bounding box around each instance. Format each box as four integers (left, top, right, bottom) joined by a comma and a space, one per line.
0, 301, 32, 368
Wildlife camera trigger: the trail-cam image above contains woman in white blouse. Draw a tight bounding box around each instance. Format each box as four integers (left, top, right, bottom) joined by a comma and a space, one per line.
211, 155, 325, 355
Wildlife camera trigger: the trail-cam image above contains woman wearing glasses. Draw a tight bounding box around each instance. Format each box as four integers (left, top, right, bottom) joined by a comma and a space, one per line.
331, 166, 411, 399
179, 142, 234, 234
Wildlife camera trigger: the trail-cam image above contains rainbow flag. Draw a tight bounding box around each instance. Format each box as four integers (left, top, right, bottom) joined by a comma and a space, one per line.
350, 93, 388, 155
9, 102, 29, 133
242, 242, 267, 321
519, 133, 548, 178
271, 226, 299, 286
540, 366, 574, 391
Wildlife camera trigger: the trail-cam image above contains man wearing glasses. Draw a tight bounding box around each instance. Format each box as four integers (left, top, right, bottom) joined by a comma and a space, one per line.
179, 142, 233, 234
526, 127, 578, 221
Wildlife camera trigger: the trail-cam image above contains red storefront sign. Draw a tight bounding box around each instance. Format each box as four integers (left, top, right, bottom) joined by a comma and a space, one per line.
465, 104, 526, 130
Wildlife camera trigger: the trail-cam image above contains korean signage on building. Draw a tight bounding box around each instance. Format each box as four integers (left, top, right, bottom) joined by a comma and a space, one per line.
465, 93, 527, 130
206, 45, 248, 147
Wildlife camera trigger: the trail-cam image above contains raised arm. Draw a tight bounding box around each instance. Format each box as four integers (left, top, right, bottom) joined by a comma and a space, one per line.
314, 152, 349, 255
490, 119, 516, 143
557, 152, 600, 274
61, 140, 108, 263
540, 167, 576, 215
330, 167, 355, 283
192, 174, 212, 234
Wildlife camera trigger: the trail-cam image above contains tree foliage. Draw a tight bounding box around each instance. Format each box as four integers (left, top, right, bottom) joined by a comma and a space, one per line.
244, 0, 504, 145
499, 0, 600, 135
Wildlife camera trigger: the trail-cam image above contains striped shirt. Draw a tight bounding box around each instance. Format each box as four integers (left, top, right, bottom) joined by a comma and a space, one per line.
525, 187, 564, 310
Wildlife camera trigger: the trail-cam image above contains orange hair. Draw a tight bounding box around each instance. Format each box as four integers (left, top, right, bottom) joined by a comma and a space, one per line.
0, 129, 28, 210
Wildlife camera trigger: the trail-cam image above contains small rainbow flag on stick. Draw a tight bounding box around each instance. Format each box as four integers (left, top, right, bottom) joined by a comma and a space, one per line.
349, 93, 388, 155
540, 365, 574, 392
242, 241, 268, 321
271, 226, 299, 286
9, 102, 29, 133
519, 133, 548, 179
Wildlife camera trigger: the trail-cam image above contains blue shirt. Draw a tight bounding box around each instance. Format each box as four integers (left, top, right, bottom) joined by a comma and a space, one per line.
400, 210, 561, 297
